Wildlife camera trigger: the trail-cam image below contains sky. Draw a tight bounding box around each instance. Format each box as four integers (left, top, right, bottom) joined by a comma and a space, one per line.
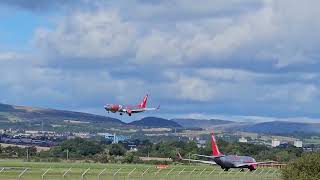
0, 0, 320, 122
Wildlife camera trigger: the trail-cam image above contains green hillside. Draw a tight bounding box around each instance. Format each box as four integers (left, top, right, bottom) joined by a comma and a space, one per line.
0, 103, 125, 132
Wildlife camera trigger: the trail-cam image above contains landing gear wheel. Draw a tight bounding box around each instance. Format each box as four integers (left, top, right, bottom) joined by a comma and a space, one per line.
224, 168, 230, 171
128, 114, 132, 116
120, 113, 123, 115
249, 167, 256, 171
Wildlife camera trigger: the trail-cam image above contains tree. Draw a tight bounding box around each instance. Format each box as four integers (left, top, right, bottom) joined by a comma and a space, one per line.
109, 144, 126, 156
60, 138, 103, 156
123, 152, 141, 163
282, 152, 320, 180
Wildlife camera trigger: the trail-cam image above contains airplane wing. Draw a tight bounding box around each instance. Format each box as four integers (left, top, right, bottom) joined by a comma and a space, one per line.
235, 161, 275, 167
177, 152, 216, 165
130, 105, 160, 113
193, 154, 225, 159
181, 158, 217, 165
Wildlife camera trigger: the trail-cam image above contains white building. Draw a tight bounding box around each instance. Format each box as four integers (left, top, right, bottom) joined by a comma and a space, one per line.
239, 137, 248, 143
294, 140, 303, 148
272, 139, 280, 147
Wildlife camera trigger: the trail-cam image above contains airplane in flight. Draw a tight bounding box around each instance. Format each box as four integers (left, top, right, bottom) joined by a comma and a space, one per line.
104, 94, 159, 116
178, 131, 273, 171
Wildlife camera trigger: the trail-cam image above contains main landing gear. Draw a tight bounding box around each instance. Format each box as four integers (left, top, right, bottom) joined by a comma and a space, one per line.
224, 168, 230, 171
120, 113, 123, 115
249, 166, 256, 171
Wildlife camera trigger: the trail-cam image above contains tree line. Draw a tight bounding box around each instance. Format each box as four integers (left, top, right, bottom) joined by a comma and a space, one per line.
0, 137, 304, 164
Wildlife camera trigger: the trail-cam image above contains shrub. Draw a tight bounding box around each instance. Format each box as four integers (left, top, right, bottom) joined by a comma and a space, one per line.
282, 152, 320, 180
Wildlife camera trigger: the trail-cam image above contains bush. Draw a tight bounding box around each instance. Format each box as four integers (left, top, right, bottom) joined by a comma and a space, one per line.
282, 152, 320, 180
108, 144, 126, 156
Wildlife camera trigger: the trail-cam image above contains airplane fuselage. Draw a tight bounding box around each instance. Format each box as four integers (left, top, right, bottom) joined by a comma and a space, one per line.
214, 155, 257, 170
104, 95, 158, 116
104, 104, 145, 115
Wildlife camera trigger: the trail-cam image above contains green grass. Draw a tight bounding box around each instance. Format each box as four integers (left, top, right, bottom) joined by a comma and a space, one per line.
0, 160, 282, 180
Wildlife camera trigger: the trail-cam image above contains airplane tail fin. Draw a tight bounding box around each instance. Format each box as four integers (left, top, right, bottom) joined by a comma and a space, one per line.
139, 94, 148, 108
211, 131, 222, 156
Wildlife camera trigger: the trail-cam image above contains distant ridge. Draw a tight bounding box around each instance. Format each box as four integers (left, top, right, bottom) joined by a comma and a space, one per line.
231, 121, 320, 135
0, 104, 183, 130
129, 117, 182, 128
0, 103, 125, 126
171, 118, 233, 128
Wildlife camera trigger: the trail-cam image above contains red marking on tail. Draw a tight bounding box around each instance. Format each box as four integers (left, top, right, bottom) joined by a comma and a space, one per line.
139, 94, 148, 108
211, 131, 222, 156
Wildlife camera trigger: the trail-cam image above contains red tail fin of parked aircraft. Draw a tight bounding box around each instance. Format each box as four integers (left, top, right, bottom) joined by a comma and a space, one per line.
211, 131, 223, 156
139, 94, 148, 108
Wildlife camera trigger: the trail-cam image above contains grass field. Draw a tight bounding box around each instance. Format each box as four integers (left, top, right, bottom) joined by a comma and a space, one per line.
0, 160, 282, 180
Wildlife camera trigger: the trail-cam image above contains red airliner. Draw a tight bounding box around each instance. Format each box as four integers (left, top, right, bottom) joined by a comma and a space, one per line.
104, 94, 159, 116
178, 131, 274, 171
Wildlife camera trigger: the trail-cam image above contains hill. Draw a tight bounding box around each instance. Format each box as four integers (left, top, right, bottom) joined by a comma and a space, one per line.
0, 103, 125, 130
171, 118, 233, 128
231, 121, 320, 135
129, 117, 182, 128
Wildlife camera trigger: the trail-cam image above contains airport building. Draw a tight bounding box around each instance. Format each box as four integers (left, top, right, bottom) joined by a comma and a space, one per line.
294, 140, 303, 148
239, 137, 248, 143
272, 139, 280, 147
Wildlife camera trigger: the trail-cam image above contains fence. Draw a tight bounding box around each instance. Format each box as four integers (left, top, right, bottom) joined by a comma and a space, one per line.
0, 165, 282, 180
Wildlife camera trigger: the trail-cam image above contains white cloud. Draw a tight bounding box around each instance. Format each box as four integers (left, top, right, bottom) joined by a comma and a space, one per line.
2, 0, 320, 120
35, 10, 137, 60
34, 0, 320, 68
0, 52, 20, 61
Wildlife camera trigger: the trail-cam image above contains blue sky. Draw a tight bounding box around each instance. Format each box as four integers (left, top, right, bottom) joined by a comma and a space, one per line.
1, 0, 320, 122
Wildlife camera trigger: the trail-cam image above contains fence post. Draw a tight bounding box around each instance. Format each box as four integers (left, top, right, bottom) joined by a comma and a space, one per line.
271, 169, 278, 175
166, 167, 175, 176
258, 169, 265, 175
141, 167, 151, 177
154, 168, 162, 176
42, 168, 51, 180
97, 168, 107, 180
0, 168, 4, 174
62, 168, 72, 179
199, 168, 206, 176
81, 168, 90, 180
188, 168, 196, 180
18, 168, 28, 180
235, 169, 242, 175
113, 168, 121, 180
208, 167, 216, 176
178, 168, 185, 175
127, 168, 136, 179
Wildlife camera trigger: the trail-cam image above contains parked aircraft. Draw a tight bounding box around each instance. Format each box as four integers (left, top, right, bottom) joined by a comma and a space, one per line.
178, 131, 273, 171
104, 94, 159, 116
